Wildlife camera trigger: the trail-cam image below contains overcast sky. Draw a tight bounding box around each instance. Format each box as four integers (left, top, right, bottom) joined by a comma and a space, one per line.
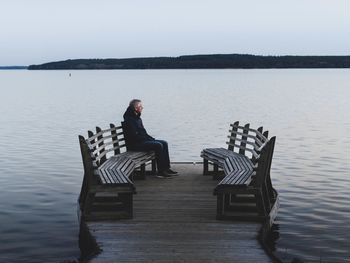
1, 0, 350, 65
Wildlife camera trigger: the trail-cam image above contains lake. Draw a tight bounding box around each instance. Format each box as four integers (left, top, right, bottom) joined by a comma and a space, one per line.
1, 69, 350, 262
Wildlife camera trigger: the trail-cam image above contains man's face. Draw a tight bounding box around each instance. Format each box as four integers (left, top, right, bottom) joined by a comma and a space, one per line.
135, 102, 143, 113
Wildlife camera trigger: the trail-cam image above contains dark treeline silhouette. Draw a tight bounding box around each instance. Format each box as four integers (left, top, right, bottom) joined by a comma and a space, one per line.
28, 54, 350, 70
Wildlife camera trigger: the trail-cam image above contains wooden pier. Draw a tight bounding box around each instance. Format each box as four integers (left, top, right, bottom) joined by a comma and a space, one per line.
80, 163, 274, 263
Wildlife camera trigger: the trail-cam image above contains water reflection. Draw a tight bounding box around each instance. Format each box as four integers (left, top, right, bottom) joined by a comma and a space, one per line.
1, 69, 350, 262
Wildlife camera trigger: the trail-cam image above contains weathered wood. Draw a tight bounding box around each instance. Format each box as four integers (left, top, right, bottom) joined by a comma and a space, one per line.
201, 121, 278, 223
239, 123, 250, 155
110, 123, 120, 155
78, 122, 157, 221
215, 137, 277, 221
228, 120, 239, 151
83, 164, 274, 263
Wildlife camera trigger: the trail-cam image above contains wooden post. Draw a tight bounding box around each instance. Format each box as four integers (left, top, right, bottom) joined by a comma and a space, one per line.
255, 190, 267, 217
214, 163, 219, 173
216, 193, 224, 219
266, 137, 276, 201
110, 123, 120, 155
263, 131, 269, 139
252, 126, 263, 163
96, 126, 107, 164
151, 159, 157, 174
140, 164, 146, 179
224, 194, 231, 213
119, 193, 133, 219
239, 123, 250, 155
78, 135, 89, 210
87, 130, 96, 164
121, 121, 129, 151
228, 121, 239, 151
203, 159, 209, 175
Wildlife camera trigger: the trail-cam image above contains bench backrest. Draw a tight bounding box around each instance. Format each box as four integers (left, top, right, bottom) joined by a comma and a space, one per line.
253, 136, 276, 188
78, 135, 99, 209
85, 123, 127, 167
226, 121, 269, 162
78, 122, 128, 207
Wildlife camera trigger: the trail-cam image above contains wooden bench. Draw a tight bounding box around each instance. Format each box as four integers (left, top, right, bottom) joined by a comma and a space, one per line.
201, 121, 279, 224
78, 123, 156, 221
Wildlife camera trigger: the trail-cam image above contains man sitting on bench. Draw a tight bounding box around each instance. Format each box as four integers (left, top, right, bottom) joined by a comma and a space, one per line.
123, 99, 178, 178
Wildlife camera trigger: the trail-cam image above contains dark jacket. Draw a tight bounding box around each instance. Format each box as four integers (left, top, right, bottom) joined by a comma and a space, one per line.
123, 106, 154, 148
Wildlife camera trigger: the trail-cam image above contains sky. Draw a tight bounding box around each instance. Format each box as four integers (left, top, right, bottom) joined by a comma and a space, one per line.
1, 0, 350, 65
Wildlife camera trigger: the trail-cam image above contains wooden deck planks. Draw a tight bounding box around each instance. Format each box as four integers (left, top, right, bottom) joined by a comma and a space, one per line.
85, 163, 273, 263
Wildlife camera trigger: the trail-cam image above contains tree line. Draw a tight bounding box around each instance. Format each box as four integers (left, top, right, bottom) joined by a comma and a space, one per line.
28, 54, 350, 69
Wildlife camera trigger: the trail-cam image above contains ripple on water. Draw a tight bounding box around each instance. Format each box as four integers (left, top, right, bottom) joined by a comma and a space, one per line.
2, 70, 350, 262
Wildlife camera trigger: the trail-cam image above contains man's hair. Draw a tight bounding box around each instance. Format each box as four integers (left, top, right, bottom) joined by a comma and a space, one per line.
129, 99, 142, 109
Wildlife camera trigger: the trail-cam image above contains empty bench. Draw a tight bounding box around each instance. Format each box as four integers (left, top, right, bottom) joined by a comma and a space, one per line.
78, 123, 156, 221
201, 121, 279, 223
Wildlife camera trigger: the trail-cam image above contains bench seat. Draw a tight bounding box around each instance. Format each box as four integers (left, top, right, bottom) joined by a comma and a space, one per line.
78, 123, 156, 221
201, 121, 278, 223
98, 151, 156, 186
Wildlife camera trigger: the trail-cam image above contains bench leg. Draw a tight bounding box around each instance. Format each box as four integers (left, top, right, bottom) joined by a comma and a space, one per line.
82, 192, 96, 218
140, 164, 146, 179
262, 183, 272, 214
214, 163, 219, 173
203, 159, 209, 175
255, 191, 267, 217
152, 159, 157, 174
216, 193, 224, 219
224, 193, 231, 212
119, 193, 133, 219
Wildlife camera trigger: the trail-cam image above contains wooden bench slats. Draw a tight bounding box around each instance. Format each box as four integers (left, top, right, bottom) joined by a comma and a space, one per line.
100, 158, 124, 184
101, 158, 123, 183
87, 127, 123, 143
108, 162, 128, 184
202, 147, 255, 186
229, 123, 266, 139
94, 125, 122, 136
222, 169, 251, 186
227, 135, 264, 149
228, 130, 265, 146
99, 169, 114, 184
99, 156, 133, 184
228, 127, 268, 145
122, 160, 136, 179
202, 147, 231, 159
94, 146, 125, 162
222, 157, 254, 185
93, 139, 118, 153
90, 133, 118, 148
79, 122, 156, 220
225, 142, 260, 159
97, 170, 108, 184
201, 122, 278, 222
87, 130, 105, 142
99, 126, 121, 133
130, 152, 156, 166
94, 149, 111, 162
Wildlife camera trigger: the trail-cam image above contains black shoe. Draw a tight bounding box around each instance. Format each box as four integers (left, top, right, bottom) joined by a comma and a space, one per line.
157, 171, 173, 178
166, 168, 178, 175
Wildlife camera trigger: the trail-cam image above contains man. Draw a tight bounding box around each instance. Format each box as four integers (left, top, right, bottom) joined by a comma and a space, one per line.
123, 99, 178, 178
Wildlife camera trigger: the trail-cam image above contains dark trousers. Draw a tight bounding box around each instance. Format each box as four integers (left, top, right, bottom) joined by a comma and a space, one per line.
130, 140, 170, 172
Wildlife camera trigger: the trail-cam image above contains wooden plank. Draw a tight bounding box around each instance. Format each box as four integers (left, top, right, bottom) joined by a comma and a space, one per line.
229, 123, 267, 140
239, 123, 250, 155
110, 123, 121, 155
84, 164, 274, 263
228, 121, 239, 151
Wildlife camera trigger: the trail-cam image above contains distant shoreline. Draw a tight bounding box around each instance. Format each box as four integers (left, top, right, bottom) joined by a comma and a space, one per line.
27, 54, 350, 70
0, 66, 27, 70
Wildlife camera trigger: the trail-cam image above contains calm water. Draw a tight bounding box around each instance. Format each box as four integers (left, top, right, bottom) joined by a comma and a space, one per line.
1, 69, 350, 262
